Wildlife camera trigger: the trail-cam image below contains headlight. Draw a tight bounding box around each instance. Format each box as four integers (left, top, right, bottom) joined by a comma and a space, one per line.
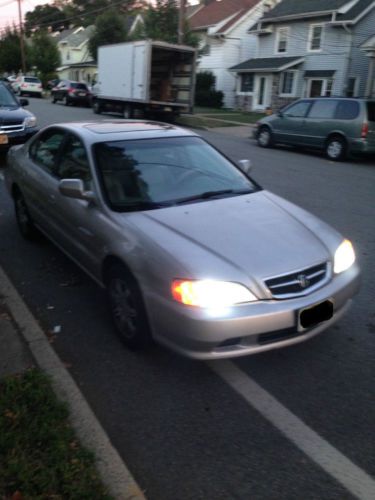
334, 239, 355, 274
24, 115, 37, 128
171, 279, 257, 307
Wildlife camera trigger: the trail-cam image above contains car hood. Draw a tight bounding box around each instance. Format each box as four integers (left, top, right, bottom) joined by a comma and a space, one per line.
133, 190, 332, 282
0, 107, 30, 124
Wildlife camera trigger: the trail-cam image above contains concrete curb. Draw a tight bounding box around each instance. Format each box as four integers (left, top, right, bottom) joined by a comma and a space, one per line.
0, 266, 145, 500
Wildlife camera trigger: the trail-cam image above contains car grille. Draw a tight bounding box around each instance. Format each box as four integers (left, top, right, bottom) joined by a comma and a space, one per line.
265, 262, 329, 298
0, 121, 25, 133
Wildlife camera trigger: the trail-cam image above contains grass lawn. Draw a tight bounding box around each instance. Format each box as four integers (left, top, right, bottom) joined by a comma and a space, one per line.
184, 107, 265, 127
0, 369, 112, 499
176, 115, 238, 129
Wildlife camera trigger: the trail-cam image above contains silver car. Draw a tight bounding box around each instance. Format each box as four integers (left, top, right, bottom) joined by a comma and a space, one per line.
5, 121, 360, 359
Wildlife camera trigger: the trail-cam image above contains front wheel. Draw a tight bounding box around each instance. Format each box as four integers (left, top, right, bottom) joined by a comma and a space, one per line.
106, 265, 153, 350
14, 192, 38, 240
325, 136, 347, 161
257, 126, 273, 148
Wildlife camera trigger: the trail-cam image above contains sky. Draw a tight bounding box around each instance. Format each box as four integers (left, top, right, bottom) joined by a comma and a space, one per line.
0, 0, 51, 30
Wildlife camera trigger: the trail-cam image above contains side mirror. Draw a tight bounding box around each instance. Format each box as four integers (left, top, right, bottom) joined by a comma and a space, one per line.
20, 98, 29, 107
237, 159, 252, 175
277, 110, 283, 117
59, 179, 96, 202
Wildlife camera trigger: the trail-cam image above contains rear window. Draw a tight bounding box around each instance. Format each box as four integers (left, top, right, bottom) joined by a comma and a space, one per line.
71, 83, 88, 90
24, 77, 40, 83
335, 100, 360, 120
308, 100, 338, 119
367, 102, 375, 122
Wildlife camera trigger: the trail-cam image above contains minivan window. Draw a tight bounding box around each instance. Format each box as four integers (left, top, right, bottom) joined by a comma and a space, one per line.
335, 100, 360, 120
308, 100, 337, 119
284, 101, 311, 117
367, 102, 375, 122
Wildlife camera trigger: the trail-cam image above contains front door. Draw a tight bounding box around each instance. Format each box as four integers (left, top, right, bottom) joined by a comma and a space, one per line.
309, 79, 323, 97
255, 75, 271, 110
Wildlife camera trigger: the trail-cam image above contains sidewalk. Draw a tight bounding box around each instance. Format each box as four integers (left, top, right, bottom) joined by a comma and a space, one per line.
0, 266, 145, 500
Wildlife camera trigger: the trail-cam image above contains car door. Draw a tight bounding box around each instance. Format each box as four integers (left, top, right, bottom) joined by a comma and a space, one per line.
22, 128, 67, 235
272, 100, 312, 145
56, 81, 67, 100
52, 133, 107, 275
302, 99, 339, 148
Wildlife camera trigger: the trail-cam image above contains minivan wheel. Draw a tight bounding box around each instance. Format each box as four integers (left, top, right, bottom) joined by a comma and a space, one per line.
106, 265, 153, 350
14, 192, 38, 240
257, 126, 273, 148
326, 136, 346, 161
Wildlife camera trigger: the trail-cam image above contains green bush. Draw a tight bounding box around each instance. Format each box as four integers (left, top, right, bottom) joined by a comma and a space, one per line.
195, 89, 224, 108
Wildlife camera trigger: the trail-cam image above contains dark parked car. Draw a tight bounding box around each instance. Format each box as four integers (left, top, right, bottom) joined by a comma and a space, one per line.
0, 82, 38, 153
47, 78, 61, 90
51, 80, 91, 107
254, 97, 375, 161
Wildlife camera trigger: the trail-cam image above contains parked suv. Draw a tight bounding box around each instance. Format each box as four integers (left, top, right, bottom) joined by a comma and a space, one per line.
255, 98, 375, 161
12, 76, 43, 98
0, 82, 38, 153
51, 80, 91, 107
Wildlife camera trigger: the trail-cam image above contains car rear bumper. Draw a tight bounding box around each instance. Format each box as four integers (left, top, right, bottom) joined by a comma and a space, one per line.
146, 264, 360, 359
349, 138, 375, 154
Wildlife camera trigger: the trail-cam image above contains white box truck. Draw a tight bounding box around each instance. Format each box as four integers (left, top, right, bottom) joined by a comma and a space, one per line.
92, 40, 196, 120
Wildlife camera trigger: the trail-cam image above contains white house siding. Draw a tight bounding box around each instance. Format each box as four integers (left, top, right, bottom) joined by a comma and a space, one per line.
348, 8, 375, 96
196, 0, 270, 108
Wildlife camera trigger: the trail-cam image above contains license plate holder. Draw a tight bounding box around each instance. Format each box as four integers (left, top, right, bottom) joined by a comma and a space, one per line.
299, 300, 333, 330
0, 134, 8, 145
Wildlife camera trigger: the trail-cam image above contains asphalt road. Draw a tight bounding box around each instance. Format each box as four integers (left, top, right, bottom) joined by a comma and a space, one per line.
0, 97, 374, 499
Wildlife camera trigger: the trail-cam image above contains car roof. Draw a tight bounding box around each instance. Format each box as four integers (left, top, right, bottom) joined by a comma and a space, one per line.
46, 120, 198, 142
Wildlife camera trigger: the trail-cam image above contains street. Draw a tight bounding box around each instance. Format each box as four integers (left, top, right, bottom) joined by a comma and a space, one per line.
0, 97, 374, 499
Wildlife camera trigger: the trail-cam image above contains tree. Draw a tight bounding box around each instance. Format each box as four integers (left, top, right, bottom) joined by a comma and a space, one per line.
88, 9, 128, 61
24, 4, 68, 35
143, 0, 198, 47
0, 26, 31, 74
69, 0, 114, 26
30, 31, 61, 85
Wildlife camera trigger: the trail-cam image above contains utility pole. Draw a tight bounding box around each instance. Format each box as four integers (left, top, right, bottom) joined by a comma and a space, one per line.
178, 0, 185, 44
17, 0, 26, 73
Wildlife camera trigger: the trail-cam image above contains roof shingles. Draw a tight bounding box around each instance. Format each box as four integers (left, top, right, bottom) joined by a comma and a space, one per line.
189, 0, 262, 31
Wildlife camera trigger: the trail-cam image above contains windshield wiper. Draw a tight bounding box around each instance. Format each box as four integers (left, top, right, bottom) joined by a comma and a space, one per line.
173, 188, 254, 205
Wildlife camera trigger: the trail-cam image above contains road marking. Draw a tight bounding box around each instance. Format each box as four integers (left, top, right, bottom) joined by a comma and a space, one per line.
208, 360, 375, 500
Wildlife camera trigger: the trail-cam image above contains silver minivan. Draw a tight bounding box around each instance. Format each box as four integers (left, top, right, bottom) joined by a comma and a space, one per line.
255, 98, 375, 161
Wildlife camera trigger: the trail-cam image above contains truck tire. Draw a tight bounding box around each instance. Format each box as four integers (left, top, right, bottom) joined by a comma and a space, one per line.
93, 100, 102, 114
123, 104, 133, 119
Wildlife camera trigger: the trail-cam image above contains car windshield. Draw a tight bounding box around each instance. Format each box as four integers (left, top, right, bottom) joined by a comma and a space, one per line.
94, 136, 258, 211
24, 77, 40, 83
71, 83, 87, 90
0, 84, 18, 107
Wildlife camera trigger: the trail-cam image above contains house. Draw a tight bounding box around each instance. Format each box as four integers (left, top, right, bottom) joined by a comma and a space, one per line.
188, 0, 280, 107
52, 26, 97, 84
229, 0, 375, 111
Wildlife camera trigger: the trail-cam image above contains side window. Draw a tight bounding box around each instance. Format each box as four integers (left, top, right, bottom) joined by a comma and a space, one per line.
29, 129, 66, 175
284, 101, 311, 117
335, 100, 360, 120
308, 100, 338, 119
56, 134, 92, 189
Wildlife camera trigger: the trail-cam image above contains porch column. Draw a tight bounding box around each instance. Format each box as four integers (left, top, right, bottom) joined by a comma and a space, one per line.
365, 54, 375, 98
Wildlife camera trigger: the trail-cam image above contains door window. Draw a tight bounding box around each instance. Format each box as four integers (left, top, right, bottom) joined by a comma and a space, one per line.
29, 129, 66, 175
56, 134, 92, 189
284, 101, 311, 117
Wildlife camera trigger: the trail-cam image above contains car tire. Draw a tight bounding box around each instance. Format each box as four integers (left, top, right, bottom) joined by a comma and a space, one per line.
123, 104, 133, 119
14, 191, 38, 240
325, 136, 347, 161
257, 126, 273, 148
106, 265, 153, 350
92, 100, 102, 114
63, 95, 70, 106
52, 96, 57, 103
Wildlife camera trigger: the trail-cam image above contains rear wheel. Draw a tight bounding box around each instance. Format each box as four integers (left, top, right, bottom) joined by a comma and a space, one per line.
325, 135, 346, 161
14, 191, 38, 240
257, 126, 273, 148
106, 265, 153, 350
63, 95, 70, 106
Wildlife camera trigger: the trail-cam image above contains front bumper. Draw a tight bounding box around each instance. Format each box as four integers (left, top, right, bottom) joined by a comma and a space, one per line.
146, 264, 360, 359
0, 127, 38, 151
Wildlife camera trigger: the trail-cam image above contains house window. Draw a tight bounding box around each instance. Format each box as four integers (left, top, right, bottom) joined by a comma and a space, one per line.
276, 27, 289, 54
308, 24, 323, 51
307, 79, 334, 97
240, 74, 254, 92
280, 71, 296, 95
325, 79, 333, 96
346, 77, 358, 97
